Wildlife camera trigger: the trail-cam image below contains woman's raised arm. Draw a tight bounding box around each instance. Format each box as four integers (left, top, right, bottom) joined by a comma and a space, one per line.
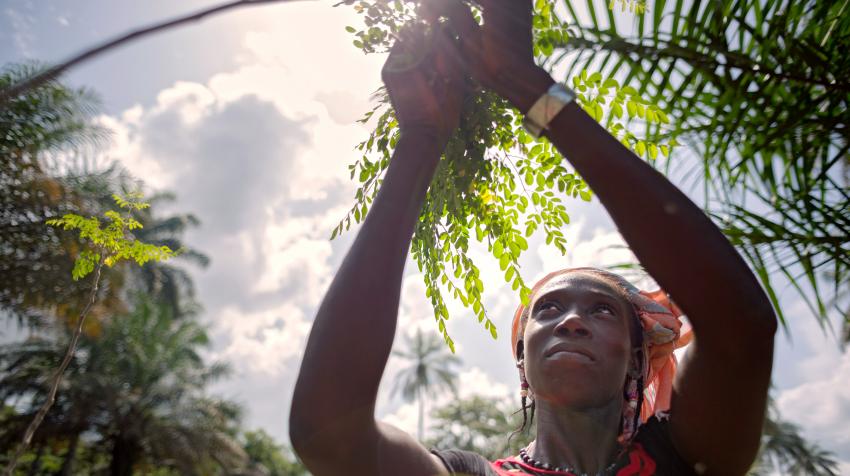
289, 26, 462, 476
442, 0, 777, 473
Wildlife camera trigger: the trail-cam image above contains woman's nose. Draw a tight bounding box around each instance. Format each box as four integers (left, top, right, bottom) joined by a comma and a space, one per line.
554, 312, 591, 338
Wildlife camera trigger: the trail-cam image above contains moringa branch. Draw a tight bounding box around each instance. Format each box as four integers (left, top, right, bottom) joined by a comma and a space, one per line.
0, 0, 302, 108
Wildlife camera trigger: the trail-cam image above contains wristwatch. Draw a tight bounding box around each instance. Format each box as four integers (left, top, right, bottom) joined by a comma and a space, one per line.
522, 83, 577, 138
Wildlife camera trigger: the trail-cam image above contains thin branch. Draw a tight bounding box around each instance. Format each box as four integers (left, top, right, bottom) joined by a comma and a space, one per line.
0, 0, 300, 108
2, 255, 106, 476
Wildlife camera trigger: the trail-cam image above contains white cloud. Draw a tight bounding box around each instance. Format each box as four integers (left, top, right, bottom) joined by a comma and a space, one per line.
774, 301, 850, 467
216, 303, 311, 375
776, 349, 850, 466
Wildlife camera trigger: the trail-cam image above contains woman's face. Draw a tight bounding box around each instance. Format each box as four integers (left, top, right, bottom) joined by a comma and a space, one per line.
521, 272, 634, 409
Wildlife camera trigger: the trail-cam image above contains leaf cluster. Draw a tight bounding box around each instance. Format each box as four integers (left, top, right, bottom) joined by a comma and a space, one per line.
335, 1, 674, 350
46, 194, 176, 281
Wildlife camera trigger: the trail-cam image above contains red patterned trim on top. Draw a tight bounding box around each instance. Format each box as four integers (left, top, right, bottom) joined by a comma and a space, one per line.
490, 443, 657, 476
616, 444, 656, 476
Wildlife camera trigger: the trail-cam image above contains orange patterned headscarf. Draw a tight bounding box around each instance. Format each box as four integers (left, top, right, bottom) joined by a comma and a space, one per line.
510, 268, 693, 424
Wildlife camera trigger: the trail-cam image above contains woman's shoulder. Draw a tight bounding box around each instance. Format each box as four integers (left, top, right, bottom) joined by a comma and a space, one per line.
430, 448, 501, 476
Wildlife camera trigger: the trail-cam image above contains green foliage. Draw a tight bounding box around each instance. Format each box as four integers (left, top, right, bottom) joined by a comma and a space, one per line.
46, 193, 176, 281
334, 1, 673, 350
0, 296, 246, 475
748, 403, 839, 476
0, 63, 112, 325
426, 395, 532, 461
0, 62, 107, 158
608, 0, 646, 14
241, 429, 308, 476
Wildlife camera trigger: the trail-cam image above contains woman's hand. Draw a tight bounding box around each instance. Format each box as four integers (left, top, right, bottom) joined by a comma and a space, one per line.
382, 23, 467, 147
429, 0, 554, 113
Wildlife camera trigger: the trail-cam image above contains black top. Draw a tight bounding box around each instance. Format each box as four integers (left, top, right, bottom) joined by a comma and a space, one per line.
431, 416, 699, 475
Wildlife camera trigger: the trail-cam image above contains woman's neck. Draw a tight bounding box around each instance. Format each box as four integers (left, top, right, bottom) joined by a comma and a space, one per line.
530, 397, 624, 474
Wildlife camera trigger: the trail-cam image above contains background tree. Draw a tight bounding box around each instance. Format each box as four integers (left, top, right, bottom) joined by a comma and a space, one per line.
0, 296, 247, 476
1, 64, 208, 330
238, 429, 308, 476
391, 328, 462, 440
426, 394, 532, 461
748, 401, 840, 476
549, 0, 850, 331
0, 62, 115, 327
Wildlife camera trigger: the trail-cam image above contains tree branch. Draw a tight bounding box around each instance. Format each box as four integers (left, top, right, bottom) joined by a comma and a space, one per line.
0, 0, 302, 108
2, 255, 106, 476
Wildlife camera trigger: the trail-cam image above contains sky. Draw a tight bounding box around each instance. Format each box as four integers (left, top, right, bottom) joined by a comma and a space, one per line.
2, 0, 849, 471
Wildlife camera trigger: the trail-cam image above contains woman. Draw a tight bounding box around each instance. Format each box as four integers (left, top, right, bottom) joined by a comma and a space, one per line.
289, 0, 777, 474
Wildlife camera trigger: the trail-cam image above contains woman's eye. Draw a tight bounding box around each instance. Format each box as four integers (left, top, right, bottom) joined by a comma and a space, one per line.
595, 304, 615, 315
537, 301, 560, 313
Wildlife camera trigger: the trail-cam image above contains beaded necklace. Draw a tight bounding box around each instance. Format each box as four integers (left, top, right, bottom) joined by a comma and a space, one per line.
518, 443, 620, 476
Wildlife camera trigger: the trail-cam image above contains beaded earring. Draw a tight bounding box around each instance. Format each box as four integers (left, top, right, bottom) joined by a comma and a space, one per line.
619, 375, 639, 444
516, 359, 531, 399
619, 353, 645, 445
515, 358, 536, 434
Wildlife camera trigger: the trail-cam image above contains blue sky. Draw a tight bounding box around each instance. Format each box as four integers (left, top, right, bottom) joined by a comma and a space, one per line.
3, 0, 848, 471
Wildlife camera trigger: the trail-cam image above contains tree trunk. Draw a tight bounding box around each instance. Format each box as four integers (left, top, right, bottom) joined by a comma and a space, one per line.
58, 433, 80, 476
109, 436, 137, 476
26, 443, 44, 476
417, 388, 424, 442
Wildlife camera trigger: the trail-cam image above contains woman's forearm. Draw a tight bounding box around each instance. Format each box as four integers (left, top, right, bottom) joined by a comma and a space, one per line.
511, 67, 776, 340
290, 132, 442, 450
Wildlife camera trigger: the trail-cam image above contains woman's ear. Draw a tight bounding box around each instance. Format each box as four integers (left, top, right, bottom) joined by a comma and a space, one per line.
628, 347, 643, 378
515, 339, 525, 361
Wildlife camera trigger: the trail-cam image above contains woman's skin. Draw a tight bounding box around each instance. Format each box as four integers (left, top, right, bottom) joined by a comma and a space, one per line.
289, 0, 777, 475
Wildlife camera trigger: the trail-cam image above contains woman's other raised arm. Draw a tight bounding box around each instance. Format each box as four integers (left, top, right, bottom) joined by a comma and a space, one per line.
442, 0, 777, 473
289, 26, 463, 476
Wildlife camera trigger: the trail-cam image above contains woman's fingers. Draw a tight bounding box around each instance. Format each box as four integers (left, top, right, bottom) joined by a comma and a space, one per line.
433, 27, 466, 78
382, 24, 430, 75
441, 0, 481, 41
444, 0, 486, 72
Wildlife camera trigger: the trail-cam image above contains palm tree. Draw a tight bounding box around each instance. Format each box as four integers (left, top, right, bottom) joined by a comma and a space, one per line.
749, 402, 839, 476
391, 329, 462, 440
1, 62, 208, 328
0, 295, 246, 475
426, 395, 530, 461
0, 62, 111, 327
543, 0, 849, 330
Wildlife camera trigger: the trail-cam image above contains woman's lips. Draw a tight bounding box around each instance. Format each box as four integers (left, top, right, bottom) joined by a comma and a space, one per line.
547, 350, 594, 363
544, 343, 595, 362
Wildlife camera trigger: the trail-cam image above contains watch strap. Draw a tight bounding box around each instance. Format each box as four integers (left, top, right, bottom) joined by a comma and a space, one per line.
522, 83, 577, 138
